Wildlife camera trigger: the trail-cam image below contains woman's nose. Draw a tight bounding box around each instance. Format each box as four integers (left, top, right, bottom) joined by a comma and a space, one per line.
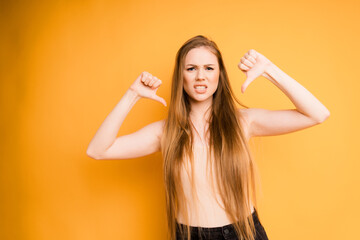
196, 68, 205, 80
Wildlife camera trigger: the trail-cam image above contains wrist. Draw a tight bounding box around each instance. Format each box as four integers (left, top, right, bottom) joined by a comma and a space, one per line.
263, 62, 279, 81
127, 88, 141, 101
263, 61, 276, 75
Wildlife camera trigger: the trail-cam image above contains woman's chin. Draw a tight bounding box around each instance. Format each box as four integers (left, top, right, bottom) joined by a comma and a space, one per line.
189, 94, 212, 103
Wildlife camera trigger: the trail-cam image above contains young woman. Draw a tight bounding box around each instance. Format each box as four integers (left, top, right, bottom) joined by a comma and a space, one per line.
86, 35, 330, 240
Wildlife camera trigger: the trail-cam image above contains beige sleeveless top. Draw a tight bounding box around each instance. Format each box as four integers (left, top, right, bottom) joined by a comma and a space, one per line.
176, 142, 254, 227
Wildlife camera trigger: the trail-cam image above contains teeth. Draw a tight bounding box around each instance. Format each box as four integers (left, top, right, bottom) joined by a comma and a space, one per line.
195, 86, 206, 89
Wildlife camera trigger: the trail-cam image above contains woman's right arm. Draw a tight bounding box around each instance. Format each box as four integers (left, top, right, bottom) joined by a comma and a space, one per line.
86, 71, 167, 160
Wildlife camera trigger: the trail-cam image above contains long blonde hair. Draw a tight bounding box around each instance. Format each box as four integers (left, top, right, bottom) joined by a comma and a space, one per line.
161, 35, 261, 240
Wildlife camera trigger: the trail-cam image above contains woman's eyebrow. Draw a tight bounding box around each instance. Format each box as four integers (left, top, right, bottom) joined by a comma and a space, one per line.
185, 64, 216, 66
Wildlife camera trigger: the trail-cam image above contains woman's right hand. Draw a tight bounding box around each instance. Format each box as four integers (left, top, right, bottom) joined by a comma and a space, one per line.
129, 71, 167, 107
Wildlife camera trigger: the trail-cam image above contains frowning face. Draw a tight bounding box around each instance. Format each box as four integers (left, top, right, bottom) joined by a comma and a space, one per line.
183, 46, 220, 103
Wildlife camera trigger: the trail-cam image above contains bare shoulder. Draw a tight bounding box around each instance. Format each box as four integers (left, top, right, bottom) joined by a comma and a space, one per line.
238, 108, 251, 123
237, 108, 251, 141
153, 118, 166, 139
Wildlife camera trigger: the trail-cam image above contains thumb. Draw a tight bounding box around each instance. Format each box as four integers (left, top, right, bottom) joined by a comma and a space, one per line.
241, 69, 260, 93
152, 94, 167, 107
241, 75, 255, 93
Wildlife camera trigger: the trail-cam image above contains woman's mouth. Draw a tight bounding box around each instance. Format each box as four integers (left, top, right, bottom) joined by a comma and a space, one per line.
194, 85, 207, 94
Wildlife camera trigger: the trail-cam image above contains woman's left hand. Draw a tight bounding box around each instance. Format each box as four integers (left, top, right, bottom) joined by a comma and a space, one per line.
238, 49, 273, 93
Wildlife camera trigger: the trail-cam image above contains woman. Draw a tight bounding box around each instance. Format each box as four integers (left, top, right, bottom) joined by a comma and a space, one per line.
86, 35, 330, 240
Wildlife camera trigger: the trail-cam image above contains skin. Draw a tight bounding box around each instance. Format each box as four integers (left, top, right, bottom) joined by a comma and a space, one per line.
87, 48, 330, 160
182, 46, 220, 142
183, 46, 220, 105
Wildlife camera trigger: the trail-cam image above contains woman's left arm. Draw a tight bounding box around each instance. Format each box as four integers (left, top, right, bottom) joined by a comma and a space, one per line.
238, 49, 330, 138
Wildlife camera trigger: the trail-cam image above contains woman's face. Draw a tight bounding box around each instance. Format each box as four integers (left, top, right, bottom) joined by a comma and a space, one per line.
183, 46, 220, 103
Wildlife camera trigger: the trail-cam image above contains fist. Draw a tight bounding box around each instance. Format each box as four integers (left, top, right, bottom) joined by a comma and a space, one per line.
129, 71, 167, 107
238, 49, 272, 93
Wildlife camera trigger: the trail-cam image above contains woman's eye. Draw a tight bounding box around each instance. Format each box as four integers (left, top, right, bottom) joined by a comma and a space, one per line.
186, 67, 213, 71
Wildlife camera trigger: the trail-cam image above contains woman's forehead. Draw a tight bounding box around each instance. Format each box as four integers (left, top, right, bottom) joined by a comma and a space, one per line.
184, 47, 218, 65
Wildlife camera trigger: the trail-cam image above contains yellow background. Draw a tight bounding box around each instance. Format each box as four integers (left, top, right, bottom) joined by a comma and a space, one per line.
1, 0, 359, 239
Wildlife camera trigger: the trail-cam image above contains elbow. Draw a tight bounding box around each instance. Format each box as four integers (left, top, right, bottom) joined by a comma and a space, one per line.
317, 110, 331, 123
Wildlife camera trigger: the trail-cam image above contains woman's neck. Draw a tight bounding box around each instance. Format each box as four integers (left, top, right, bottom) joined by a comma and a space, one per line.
189, 97, 212, 126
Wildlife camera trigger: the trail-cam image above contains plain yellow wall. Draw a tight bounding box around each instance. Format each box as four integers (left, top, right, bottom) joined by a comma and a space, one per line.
1, 0, 359, 239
